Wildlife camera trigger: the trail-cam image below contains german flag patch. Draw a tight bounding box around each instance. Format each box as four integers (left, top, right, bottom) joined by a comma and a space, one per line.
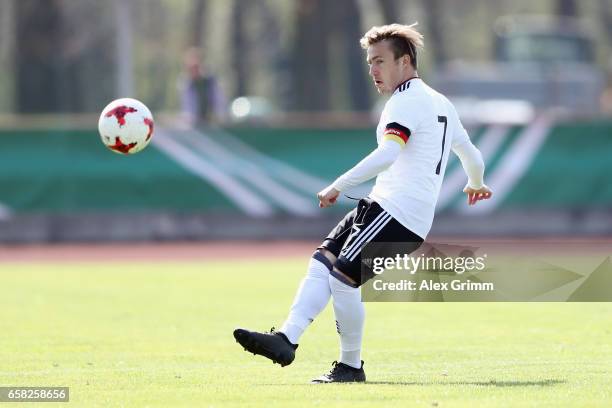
383, 122, 410, 146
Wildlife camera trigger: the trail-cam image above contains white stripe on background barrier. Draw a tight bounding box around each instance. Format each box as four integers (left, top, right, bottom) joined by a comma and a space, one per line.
153, 128, 274, 217
207, 127, 329, 195
437, 124, 509, 211
181, 129, 317, 216
461, 115, 553, 215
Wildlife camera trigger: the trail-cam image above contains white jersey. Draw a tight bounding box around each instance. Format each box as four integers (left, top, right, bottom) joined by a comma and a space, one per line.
369, 78, 470, 239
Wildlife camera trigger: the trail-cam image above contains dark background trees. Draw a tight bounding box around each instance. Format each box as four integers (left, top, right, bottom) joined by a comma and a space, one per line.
4, 0, 611, 114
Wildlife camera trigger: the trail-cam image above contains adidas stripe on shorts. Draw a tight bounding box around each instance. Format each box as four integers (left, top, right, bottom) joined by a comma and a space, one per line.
319, 197, 424, 286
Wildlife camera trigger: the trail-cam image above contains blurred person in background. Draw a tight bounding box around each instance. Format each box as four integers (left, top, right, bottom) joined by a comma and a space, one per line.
179, 47, 226, 126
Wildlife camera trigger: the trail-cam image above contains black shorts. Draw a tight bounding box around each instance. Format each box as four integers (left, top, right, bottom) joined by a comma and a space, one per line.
319, 197, 424, 287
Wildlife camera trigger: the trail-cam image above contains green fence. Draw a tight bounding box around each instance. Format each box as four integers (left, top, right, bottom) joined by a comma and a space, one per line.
0, 119, 610, 215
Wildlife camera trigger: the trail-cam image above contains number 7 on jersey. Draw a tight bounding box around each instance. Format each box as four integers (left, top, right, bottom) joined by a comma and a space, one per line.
435, 115, 448, 175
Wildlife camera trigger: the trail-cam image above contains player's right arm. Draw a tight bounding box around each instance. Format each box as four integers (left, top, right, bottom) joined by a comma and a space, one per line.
318, 100, 414, 208
317, 137, 403, 207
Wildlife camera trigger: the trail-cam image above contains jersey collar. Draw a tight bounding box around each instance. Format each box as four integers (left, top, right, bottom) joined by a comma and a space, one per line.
393, 76, 420, 95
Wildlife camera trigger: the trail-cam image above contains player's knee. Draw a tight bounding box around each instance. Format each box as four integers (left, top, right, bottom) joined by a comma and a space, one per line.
330, 266, 359, 288
313, 248, 336, 270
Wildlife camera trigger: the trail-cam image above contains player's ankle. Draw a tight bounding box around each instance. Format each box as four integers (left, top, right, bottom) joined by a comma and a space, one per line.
275, 331, 298, 350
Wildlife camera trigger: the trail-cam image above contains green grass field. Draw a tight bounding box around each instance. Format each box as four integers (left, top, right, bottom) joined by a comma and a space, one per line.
1, 259, 611, 407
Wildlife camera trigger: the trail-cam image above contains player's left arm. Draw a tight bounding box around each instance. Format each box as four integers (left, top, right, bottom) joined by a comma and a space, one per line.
448, 104, 492, 206
317, 123, 409, 208
452, 140, 492, 205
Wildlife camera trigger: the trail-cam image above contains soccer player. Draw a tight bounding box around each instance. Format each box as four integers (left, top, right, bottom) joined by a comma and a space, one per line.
234, 23, 492, 383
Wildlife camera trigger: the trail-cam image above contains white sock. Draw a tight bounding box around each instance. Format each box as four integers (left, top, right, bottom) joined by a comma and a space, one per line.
329, 273, 364, 369
280, 253, 332, 344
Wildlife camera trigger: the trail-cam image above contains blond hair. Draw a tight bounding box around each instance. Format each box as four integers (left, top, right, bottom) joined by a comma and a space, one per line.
360, 23, 424, 68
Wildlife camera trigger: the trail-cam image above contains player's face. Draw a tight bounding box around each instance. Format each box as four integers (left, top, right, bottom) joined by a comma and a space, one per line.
366, 40, 410, 94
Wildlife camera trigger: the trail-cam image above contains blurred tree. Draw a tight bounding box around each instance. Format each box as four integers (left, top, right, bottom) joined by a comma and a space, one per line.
58, 0, 115, 112
377, 0, 398, 24
556, 0, 578, 16
421, 0, 447, 67
231, 0, 249, 97
113, 0, 134, 98
331, 0, 370, 110
189, 0, 208, 47
135, 0, 171, 111
15, 0, 116, 113
14, 0, 63, 112
230, 0, 283, 101
600, 0, 612, 45
251, 0, 285, 102
0, 0, 15, 112
291, 0, 330, 111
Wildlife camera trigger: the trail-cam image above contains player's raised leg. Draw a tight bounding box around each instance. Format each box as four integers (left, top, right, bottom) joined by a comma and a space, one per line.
233, 326, 297, 367
233, 208, 357, 366
233, 250, 334, 366
279, 250, 335, 344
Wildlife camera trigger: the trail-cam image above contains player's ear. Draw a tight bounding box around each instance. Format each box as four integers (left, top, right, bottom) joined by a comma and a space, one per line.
403, 54, 411, 67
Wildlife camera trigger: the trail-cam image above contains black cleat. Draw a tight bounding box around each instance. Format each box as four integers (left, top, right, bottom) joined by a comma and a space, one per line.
233, 327, 297, 367
311, 361, 366, 383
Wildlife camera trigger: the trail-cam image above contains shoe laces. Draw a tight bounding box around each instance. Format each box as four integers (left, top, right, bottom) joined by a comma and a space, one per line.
327, 361, 341, 375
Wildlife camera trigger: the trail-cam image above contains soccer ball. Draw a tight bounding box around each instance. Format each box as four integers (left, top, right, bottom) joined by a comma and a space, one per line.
98, 98, 154, 155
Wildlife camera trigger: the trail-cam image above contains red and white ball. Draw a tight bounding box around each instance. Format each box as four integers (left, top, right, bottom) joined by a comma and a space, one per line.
98, 98, 154, 155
